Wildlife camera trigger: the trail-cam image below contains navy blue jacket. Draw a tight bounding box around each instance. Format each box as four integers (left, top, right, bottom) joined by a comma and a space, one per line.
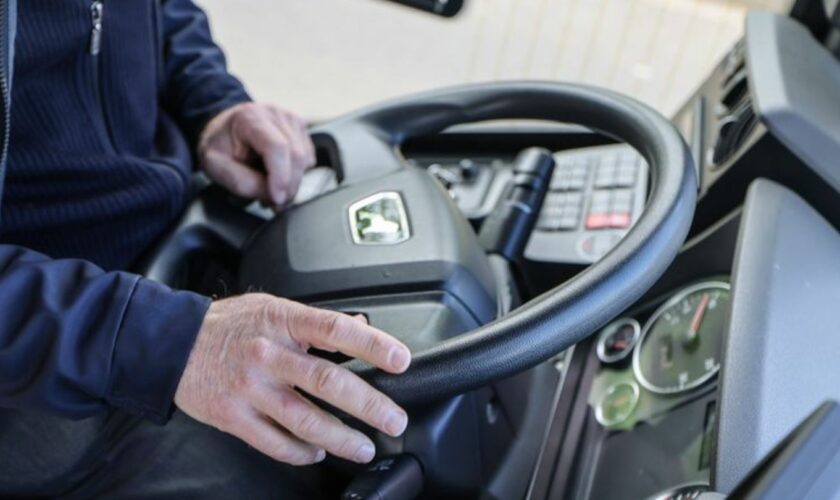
0, 0, 251, 424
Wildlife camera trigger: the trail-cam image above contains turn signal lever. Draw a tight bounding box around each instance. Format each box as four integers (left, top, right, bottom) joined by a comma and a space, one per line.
341, 454, 423, 500
478, 147, 555, 261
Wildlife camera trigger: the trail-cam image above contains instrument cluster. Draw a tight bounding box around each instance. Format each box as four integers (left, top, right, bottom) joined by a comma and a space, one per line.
589, 279, 730, 429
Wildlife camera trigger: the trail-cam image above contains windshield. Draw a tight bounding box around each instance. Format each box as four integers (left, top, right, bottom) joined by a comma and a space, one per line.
199, 0, 792, 121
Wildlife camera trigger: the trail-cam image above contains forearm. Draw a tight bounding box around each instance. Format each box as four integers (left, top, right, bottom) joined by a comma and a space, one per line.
160, 0, 251, 148
0, 245, 210, 423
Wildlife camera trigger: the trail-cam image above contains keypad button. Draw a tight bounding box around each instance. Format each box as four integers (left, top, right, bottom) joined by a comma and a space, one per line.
612, 189, 633, 204
566, 192, 583, 207
568, 175, 587, 191
586, 213, 611, 230
591, 190, 610, 205
549, 170, 568, 191
579, 232, 623, 259
612, 200, 633, 214
594, 174, 615, 188
608, 212, 632, 229
571, 165, 588, 177
617, 155, 638, 169
589, 203, 609, 214
558, 215, 579, 230
610, 189, 634, 213
617, 162, 637, 173
599, 153, 618, 168
544, 193, 566, 206
589, 206, 608, 217
537, 215, 562, 231
540, 206, 565, 218
596, 163, 616, 176
614, 171, 636, 187
556, 159, 575, 170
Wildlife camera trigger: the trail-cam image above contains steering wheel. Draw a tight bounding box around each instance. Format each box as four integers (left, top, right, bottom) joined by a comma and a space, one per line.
145, 82, 696, 407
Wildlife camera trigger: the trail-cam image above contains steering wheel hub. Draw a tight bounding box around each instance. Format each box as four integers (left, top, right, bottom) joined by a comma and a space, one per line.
239, 165, 498, 332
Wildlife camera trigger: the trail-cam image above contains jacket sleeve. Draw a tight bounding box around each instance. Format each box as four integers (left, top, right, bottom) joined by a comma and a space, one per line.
159, 0, 252, 148
0, 245, 211, 424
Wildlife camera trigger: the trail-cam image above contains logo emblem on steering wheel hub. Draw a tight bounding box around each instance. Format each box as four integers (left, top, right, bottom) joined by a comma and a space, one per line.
348, 191, 411, 245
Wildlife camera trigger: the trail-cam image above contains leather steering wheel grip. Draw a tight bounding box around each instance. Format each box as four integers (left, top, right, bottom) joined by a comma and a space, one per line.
313, 82, 698, 406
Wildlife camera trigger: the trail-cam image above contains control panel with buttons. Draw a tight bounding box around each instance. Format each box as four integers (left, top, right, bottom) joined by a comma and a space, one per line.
526, 144, 648, 264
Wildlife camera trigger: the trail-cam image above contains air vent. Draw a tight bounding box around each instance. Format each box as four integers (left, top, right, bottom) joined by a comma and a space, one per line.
721, 40, 746, 82
721, 67, 748, 110
718, 40, 748, 115
712, 40, 756, 167
713, 99, 758, 166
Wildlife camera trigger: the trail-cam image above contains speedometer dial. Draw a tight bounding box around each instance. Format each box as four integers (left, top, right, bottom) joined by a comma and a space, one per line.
633, 281, 730, 394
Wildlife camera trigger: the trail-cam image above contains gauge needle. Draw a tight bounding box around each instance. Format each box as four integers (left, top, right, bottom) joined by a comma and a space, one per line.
687, 293, 711, 341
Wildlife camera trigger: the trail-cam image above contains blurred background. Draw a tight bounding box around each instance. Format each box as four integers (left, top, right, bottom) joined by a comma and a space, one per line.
197, 0, 792, 121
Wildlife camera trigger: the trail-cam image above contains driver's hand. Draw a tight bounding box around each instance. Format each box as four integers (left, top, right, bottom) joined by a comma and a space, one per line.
174, 294, 411, 465
198, 102, 316, 206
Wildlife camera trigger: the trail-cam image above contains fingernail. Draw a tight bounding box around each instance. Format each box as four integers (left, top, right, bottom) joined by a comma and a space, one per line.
388, 347, 411, 372
355, 442, 375, 463
314, 449, 326, 463
274, 190, 287, 206
384, 409, 408, 437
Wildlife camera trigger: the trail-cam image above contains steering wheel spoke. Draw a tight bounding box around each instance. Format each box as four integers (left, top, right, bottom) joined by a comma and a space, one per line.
311, 121, 405, 184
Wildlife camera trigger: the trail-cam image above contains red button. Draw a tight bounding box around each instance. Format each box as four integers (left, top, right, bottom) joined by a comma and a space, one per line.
609, 212, 631, 228
586, 214, 610, 229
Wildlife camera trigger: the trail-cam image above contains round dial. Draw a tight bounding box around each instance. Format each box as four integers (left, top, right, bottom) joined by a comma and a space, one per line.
633, 281, 730, 394
595, 381, 640, 427
596, 319, 641, 364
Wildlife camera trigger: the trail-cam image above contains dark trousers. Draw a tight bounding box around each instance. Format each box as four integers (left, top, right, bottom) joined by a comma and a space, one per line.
0, 410, 333, 499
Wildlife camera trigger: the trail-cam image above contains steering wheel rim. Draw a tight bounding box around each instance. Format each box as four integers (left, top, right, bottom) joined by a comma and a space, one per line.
310, 81, 697, 406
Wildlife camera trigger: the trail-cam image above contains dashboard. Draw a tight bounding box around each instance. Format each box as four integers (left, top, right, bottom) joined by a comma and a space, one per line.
582, 279, 730, 499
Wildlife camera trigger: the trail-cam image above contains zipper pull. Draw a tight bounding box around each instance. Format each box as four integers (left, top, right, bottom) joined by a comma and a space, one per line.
90, 0, 103, 56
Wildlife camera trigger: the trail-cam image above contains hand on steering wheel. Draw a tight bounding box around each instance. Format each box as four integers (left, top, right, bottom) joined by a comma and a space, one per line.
198, 102, 316, 207
174, 294, 411, 465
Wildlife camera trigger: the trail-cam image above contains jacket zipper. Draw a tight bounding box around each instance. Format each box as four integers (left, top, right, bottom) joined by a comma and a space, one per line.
0, 0, 10, 215
88, 0, 186, 191
90, 0, 103, 56
89, 0, 117, 153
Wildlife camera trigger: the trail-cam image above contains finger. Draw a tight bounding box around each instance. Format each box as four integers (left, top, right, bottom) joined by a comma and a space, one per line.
270, 107, 316, 168
203, 150, 269, 200
230, 408, 325, 465
234, 116, 293, 206
353, 314, 369, 324
274, 349, 409, 438
294, 117, 317, 167
288, 305, 411, 374
253, 385, 376, 463
268, 113, 310, 201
